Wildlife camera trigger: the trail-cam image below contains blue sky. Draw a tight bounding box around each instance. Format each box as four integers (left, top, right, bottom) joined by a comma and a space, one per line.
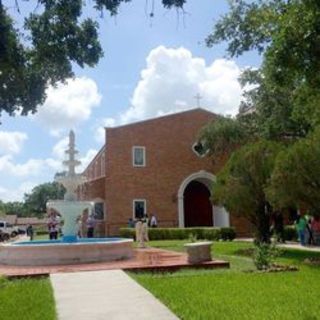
0, 0, 261, 202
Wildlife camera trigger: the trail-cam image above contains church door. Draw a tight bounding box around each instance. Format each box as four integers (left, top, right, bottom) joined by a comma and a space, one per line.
184, 181, 213, 227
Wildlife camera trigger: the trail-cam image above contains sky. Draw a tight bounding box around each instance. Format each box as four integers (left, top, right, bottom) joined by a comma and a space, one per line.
0, 0, 261, 202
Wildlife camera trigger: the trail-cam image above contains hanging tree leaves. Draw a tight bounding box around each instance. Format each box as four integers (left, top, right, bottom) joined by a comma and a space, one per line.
0, 0, 186, 119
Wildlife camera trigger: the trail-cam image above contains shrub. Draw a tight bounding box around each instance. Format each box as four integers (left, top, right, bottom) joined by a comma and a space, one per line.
118, 227, 236, 241
253, 243, 281, 270
220, 227, 236, 241
118, 228, 135, 239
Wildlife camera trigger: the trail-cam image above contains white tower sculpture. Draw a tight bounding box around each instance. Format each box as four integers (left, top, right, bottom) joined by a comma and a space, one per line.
47, 130, 93, 242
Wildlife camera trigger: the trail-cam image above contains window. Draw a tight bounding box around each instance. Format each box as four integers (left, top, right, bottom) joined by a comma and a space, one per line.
192, 141, 208, 157
132, 146, 146, 167
133, 199, 146, 219
94, 202, 104, 220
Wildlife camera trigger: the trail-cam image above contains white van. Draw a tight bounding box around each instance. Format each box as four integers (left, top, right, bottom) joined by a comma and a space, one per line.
0, 221, 18, 237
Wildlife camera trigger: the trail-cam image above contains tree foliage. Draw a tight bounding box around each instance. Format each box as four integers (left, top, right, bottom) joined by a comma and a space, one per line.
199, 117, 251, 159
1, 201, 27, 216
0, 0, 185, 118
207, 0, 320, 139
212, 140, 283, 243
23, 181, 66, 216
267, 128, 320, 213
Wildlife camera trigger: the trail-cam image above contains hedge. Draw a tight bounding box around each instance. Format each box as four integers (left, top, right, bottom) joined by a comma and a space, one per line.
119, 227, 236, 241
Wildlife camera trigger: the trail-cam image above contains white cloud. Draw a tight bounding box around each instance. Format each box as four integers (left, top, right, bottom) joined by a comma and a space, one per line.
0, 155, 62, 178
120, 46, 243, 124
52, 137, 69, 160
0, 131, 28, 155
35, 77, 101, 136
78, 149, 98, 172
93, 47, 245, 142
0, 181, 39, 202
0, 132, 96, 202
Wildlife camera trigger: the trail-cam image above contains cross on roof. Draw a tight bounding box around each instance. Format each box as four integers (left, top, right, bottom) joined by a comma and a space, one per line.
194, 93, 203, 107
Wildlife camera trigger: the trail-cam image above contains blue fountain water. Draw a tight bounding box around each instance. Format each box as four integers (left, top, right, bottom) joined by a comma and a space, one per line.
12, 237, 126, 246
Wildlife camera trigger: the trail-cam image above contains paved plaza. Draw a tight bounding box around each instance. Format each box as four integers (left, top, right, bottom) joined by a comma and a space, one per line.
0, 247, 229, 277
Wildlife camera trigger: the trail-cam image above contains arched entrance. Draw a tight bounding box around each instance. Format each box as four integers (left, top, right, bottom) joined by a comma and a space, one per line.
178, 171, 230, 228
184, 181, 213, 227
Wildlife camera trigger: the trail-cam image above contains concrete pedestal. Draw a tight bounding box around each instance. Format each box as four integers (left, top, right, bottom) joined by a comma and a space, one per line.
184, 241, 212, 264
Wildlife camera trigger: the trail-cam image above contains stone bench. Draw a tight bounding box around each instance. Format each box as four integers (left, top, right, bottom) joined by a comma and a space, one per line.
184, 241, 212, 264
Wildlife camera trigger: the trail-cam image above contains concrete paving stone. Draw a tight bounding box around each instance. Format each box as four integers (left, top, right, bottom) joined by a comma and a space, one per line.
51, 269, 179, 320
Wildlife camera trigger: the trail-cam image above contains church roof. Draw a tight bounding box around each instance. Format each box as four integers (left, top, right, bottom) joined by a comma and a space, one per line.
105, 108, 217, 131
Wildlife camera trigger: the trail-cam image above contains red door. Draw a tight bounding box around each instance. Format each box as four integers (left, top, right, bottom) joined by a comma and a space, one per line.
184, 181, 213, 227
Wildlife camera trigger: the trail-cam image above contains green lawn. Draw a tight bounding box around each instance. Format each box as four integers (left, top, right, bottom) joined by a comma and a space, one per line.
132, 241, 320, 320
0, 277, 56, 320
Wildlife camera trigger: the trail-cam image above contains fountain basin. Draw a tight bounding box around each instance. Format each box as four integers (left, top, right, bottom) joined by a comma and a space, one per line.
0, 238, 133, 266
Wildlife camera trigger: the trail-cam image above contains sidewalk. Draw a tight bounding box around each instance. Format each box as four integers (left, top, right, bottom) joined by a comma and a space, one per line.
50, 269, 179, 320
236, 238, 320, 252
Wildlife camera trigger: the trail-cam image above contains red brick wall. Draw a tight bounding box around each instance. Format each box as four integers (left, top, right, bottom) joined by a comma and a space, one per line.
230, 215, 253, 237
83, 147, 105, 181
79, 177, 105, 201
79, 109, 251, 237
103, 109, 229, 235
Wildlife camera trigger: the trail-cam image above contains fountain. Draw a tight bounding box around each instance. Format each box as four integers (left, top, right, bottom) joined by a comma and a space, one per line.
47, 130, 93, 243
0, 131, 133, 266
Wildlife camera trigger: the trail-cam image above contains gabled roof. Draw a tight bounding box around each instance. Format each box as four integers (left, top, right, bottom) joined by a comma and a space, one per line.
105, 108, 217, 131
82, 108, 218, 175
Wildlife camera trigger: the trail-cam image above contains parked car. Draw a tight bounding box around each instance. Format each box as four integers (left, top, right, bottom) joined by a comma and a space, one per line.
0, 221, 19, 238
0, 230, 10, 241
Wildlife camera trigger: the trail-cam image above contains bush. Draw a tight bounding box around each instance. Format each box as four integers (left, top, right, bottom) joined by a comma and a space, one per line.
253, 243, 281, 270
283, 225, 298, 241
119, 227, 236, 241
220, 227, 237, 241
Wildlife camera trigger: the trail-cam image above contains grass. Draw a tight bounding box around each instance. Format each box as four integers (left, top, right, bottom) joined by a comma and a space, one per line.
131, 240, 320, 320
0, 277, 57, 320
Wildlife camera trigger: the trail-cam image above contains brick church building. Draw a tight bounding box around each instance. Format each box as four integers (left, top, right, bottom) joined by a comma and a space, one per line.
78, 108, 249, 236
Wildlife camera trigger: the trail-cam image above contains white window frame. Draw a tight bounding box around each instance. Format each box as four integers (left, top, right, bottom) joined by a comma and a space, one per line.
132, 199, 147, 219
132, 146, 146, 167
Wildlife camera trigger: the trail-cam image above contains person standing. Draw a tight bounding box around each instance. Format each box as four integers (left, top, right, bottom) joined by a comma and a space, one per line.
295, 214, 307, 246
48, 210, 59, 240
311, 216, 320, 245
135, 206, 146, 247
128, 218, 135, 228
142, 214, 149, 243
86, 214, 96, 238
26, 224, 34, 241
150, 214, 158, 228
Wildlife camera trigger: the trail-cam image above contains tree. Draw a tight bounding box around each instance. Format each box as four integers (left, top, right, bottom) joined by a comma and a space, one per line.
2, 201, 27, 216
23, 181, 66, 217
212, 140, 283, 243
0, 0, 186, 118
267, 128, 320, 214
207, 0, 320, 139
198, 117, 251, 160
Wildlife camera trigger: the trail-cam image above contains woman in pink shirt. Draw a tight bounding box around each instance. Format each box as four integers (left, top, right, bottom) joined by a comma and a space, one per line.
311, 216, 320, 245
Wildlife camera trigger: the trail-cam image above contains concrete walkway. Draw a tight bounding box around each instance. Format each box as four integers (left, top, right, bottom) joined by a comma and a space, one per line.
237, 238, 320, 252
50, 269, 179, 320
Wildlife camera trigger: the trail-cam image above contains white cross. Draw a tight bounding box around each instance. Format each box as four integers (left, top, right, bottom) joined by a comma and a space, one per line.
194, 93, 203, 107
